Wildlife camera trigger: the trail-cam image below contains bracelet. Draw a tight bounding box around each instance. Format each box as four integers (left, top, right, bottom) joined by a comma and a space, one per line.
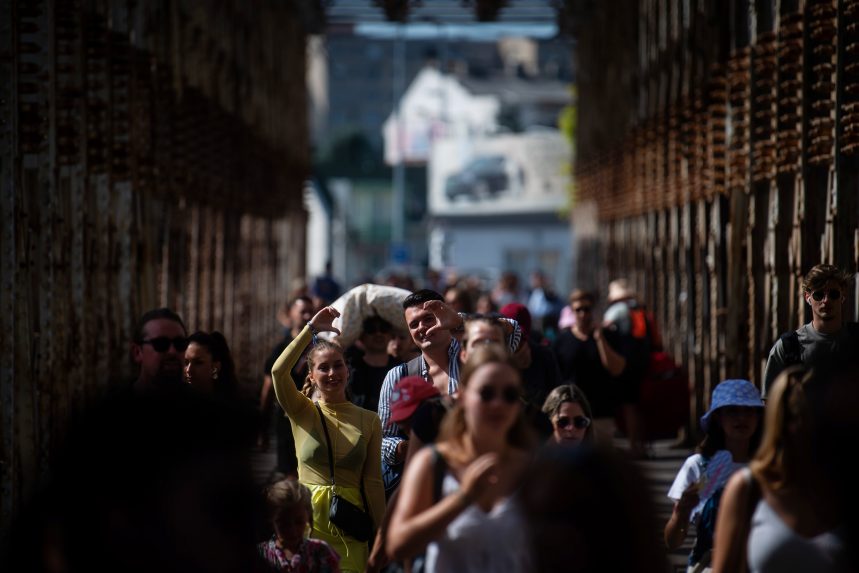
306, 322, 318, 336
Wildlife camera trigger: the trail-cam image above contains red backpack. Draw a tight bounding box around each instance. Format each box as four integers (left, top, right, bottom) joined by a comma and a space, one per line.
616, 312, 690, 440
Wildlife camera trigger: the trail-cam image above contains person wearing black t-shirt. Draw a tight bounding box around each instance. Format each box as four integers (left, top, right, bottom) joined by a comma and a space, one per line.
348, 316, 399, 413
554, 289, 626, 443
259, 295, 314, 477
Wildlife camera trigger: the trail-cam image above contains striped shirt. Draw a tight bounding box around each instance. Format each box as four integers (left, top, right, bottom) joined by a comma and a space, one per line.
379, 320, 521, 465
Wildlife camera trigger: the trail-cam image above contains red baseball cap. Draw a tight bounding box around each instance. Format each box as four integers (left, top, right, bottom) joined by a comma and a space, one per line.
500, 302, 532, 335
389, 375, 440, 425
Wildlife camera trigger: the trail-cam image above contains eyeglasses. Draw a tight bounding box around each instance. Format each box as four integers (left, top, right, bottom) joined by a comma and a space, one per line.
140, 336, 189, 353
810, 289, 841, 302
556, 415, 592, 430
477, 385, 521, 404
573, 306, 592, 314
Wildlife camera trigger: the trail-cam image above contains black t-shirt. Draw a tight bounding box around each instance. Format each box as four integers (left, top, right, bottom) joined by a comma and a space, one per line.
411, 397, 449, 444
553, 330, 619, 418
520, 342, 563, 409
264, 333, 306, 390
347, 348, 399, 413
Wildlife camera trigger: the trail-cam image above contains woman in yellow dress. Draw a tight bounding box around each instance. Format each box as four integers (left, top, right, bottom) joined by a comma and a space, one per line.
272, 306, 386, 573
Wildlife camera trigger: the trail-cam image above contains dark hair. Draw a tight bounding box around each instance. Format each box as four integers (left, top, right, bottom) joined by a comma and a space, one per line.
135, 308, 186, 342
289, 295, 314, 308
802, 264, 852, 292
187, 331, 238, 398
520, 446, 670, 573
444, 287, 474, 313
698, 407, 764, 459
362, 315, 392, 333
541, 384, 596, 443
402, 289, 444, 310
569, 289, 596, 306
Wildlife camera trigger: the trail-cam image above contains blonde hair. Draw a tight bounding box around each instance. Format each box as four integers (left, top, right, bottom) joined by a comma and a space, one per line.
266, 478, 313, 529
301, 339, 344, 398
750, 367, 815, 492
438, 346, 534, 450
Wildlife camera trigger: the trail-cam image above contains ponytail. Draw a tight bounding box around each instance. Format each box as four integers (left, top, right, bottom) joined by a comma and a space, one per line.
301, 375, 316, 398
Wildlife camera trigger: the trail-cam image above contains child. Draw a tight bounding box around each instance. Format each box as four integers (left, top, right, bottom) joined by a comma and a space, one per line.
259, 479, 341, 573
664, 379, 764, 572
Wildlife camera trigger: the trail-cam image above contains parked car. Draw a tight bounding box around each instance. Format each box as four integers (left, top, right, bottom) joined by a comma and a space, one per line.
444, 155, 510, 201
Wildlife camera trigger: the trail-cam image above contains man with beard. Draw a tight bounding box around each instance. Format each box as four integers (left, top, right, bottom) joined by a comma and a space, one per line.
131, 308, 189, 392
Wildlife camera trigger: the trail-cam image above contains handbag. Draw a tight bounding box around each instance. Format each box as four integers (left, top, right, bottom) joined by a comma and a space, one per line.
316, 403, 374, 542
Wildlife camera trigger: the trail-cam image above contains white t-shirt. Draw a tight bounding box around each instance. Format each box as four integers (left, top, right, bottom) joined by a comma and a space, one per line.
667, 453, 746, 519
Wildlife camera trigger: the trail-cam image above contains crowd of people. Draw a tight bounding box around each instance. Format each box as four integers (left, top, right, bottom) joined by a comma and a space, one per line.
5, 264, 859, 573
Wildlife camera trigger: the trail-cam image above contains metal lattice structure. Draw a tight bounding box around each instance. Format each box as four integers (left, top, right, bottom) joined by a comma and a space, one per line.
0, 0, 310, 528
573, 0, 859, 432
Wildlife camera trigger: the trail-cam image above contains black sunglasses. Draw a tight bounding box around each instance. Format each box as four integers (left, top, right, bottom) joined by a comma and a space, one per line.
810, 288, 841, 302
141, 336, 189, 353
573, 306, 593, 314
478, 385, 521, 404
363, 325, 392, 335
556, 415, 592, 430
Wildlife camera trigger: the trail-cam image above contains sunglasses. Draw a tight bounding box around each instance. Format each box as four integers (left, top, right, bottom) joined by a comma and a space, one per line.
477, 385, 521, 404
141, 336, 189, 353
573, 306, 592, 314
556, 415, 592, 430
363, 325, 391, 335
810, 288, 841, 302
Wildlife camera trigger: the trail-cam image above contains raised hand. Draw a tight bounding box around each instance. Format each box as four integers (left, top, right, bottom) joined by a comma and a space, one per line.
309, 306, 341, 335
422, 300, 462, 338
677, 482, 701, 517
459, 453, 501, 504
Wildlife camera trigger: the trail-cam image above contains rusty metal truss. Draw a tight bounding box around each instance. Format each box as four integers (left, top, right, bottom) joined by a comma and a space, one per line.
1, 0, 311, 529
573, 0, 859, 440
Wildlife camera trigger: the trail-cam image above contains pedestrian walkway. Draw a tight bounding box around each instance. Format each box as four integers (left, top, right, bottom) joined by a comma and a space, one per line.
250, 435, 694, 571
630, 439, 696, 572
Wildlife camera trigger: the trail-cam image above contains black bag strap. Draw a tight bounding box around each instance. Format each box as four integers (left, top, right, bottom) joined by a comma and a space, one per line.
430, 445, 448, 504
315, 402, 369, 512
778, 330, 802, 367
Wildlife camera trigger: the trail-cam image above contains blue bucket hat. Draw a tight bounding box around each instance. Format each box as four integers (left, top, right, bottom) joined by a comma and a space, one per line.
700, 379, 764, 432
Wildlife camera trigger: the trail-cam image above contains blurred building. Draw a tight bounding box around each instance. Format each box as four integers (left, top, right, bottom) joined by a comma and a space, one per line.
308, 26, 574, 287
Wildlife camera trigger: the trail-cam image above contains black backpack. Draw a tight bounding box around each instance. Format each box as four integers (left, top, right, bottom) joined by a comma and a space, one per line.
777, 322, 859, 368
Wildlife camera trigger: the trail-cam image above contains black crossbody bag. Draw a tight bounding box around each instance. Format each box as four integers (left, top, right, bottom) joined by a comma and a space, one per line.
315, 402, 373, 542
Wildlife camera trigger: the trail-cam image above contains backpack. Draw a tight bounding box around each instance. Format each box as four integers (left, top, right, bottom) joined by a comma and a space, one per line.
615, 309, 688, 440
778, 322, 859, 368
616, 350, 690, 440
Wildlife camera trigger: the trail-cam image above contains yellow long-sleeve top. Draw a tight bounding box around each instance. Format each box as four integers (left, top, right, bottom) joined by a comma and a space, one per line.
271, 325, 386, 531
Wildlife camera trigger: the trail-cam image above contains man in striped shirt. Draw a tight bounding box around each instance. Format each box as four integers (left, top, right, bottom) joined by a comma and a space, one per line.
378, 290, 522, 481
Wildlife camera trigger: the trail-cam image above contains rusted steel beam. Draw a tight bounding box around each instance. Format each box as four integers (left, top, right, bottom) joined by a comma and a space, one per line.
2, 0, 312, 528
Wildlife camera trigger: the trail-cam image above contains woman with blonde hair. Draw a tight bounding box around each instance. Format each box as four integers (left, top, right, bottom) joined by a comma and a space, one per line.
271, 307, 386, 573
712, 367, 847, 573
386, 346, 534, 572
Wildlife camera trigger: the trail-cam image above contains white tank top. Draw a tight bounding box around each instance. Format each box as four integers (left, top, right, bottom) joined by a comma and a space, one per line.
747, 495, 847, 573
424, 472, 530, 573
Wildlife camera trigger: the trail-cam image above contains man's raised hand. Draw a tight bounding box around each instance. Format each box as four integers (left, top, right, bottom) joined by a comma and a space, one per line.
422, 300, 462, 338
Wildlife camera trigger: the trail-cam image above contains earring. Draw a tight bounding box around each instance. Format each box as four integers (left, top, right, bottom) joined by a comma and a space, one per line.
212, 368, 219, 380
